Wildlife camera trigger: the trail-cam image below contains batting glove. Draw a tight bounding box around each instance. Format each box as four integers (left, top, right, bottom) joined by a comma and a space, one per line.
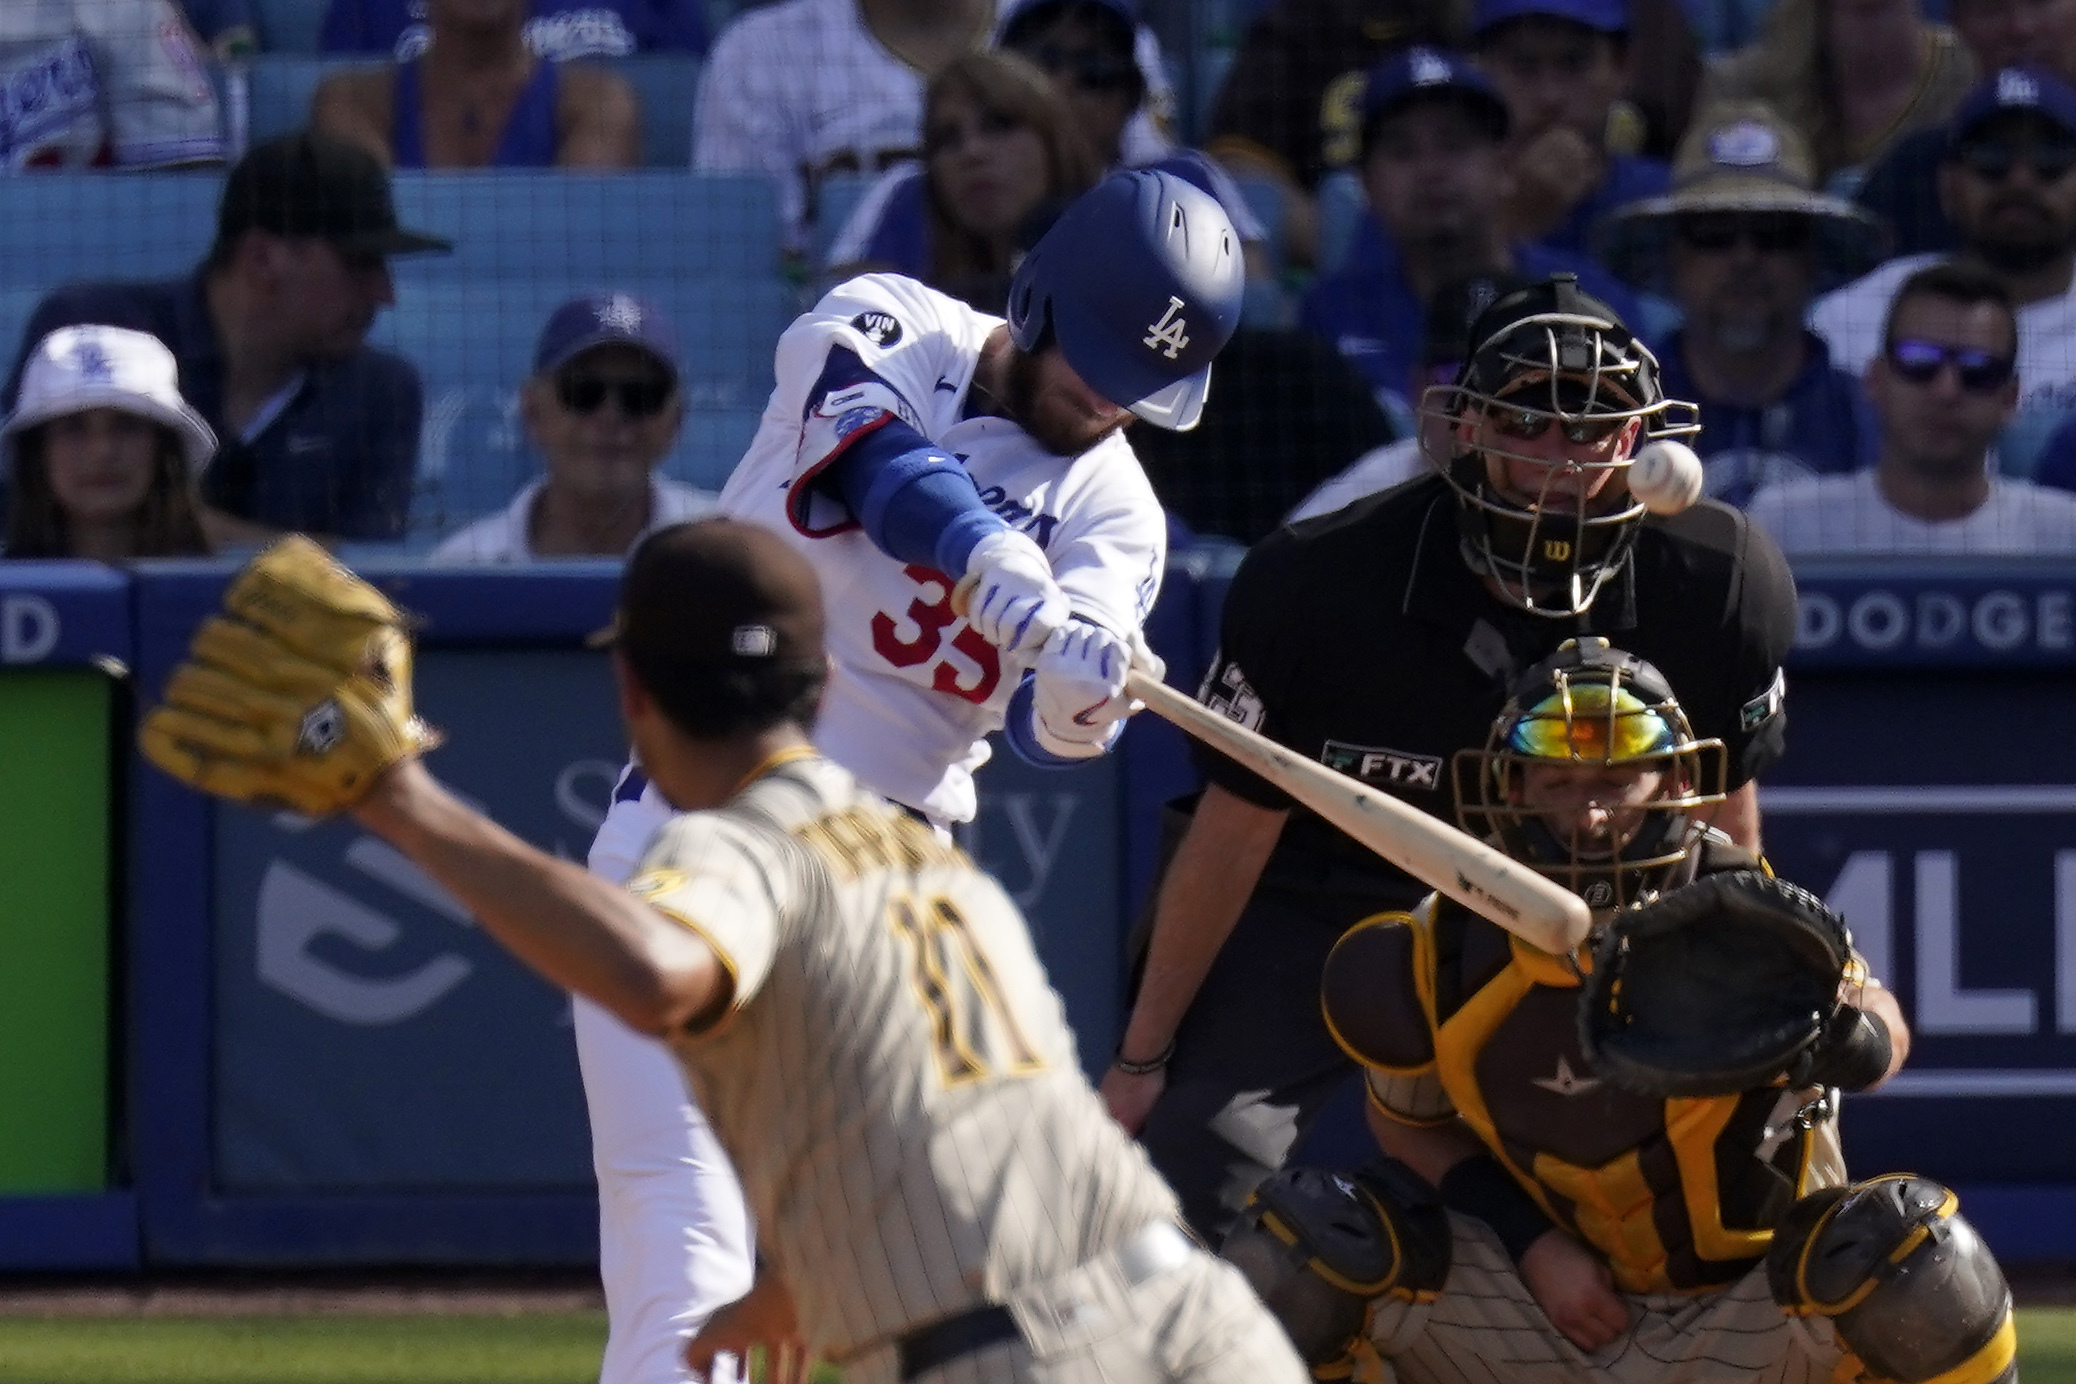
962, 528, 1069, 658
1031, 621, 1163, 759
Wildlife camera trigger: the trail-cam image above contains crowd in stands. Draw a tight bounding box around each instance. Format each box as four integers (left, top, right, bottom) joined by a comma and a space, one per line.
3, 0, 2076, 559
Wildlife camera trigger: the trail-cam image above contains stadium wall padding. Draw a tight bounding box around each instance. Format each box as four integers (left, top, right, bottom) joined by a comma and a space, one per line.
0, 557, 2072, 1267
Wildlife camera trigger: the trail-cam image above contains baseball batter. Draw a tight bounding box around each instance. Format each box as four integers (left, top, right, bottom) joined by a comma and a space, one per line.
138, 522, 1309, 1384
1221, 639, 2013, 1384
579, 170, 1245, 1383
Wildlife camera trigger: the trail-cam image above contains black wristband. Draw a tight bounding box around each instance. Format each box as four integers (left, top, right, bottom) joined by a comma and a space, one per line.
1111, 1039, 1175, 1076
1802, 1006, 1893, 1092
1439, 1155, 1556, 1263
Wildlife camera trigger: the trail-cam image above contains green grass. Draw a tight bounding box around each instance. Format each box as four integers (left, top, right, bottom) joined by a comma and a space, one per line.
0, 1312, 609, 1384
0, 1308, 2064, 1383
2022, 1307, 2076, 1384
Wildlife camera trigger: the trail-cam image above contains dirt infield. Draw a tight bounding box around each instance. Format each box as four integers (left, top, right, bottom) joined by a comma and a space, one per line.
0, 1269, 604, 1317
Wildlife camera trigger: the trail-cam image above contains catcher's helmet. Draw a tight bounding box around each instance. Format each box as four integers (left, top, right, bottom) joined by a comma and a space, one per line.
1006, 168, 1243, 432
1452, 638, 1726, 911
1422, 274, 1699, 617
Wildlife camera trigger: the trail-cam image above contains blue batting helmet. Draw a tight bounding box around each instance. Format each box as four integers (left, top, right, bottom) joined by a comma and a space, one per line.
1006, 169, 1243, 432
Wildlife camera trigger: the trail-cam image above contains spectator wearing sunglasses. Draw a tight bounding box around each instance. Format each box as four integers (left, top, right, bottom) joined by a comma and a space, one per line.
1298, 48, 1644, 423
1855, 0, 2076, 255
1751, 261, 2076, 551
431, 295, 717, 562
1594, 104, 1883, 506
1813, 67, 2076, 477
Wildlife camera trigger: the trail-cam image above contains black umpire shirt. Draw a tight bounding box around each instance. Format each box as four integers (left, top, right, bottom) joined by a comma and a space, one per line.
1195, 474, 1796, 910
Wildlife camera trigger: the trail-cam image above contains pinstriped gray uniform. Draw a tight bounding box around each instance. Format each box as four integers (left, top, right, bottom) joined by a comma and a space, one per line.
633, 751, 1305, 1383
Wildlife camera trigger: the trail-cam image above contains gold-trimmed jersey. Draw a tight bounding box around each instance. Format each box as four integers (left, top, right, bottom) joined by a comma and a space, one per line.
1320, 848, 1848, 1295
629, 750, 1179, 1358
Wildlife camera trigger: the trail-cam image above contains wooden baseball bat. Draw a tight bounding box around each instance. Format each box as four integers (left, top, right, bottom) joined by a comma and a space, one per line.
1124, 670, 1592, 955
950, 574, 1588, 950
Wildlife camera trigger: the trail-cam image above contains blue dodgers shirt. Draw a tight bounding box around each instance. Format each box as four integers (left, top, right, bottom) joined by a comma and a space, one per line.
5, 272, 424, 540
320, 0, 706, 58
1297, 214, 1653, 421
1654, 330, 1875, 508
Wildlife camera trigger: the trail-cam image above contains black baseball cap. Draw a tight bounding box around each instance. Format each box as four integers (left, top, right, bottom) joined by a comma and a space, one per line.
600, 519, 825, 677
215, 132, 453, 259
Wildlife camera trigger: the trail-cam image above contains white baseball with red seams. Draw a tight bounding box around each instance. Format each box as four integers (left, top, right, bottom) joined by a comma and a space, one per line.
1628, 439, 1706, 515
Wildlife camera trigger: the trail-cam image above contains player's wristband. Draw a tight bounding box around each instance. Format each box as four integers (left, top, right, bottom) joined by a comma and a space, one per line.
1438, 1155, 1555, 1263
1111, 1039, 1175, 1076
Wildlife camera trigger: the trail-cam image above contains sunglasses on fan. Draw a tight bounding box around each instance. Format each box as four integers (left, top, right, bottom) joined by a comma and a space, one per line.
556, 372, 676, 418
1671, 212, 1812, 253
1882, 338, 2016, 393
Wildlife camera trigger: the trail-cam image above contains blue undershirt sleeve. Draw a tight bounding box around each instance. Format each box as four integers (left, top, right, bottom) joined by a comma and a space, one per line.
823, 406, 1008, 575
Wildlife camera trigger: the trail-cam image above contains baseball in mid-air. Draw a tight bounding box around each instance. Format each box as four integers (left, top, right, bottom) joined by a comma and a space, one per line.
1627, 439, 1704, 515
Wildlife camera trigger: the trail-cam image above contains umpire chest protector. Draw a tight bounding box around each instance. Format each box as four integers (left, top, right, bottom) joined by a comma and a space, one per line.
1324, 857, 1842, 1294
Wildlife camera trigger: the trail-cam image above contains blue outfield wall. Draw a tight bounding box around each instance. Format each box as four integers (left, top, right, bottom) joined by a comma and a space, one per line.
0, 555, 2073, 1267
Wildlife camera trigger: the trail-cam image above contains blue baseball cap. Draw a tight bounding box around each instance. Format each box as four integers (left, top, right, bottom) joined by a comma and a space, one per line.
534, 293, 682, 379
1473, 0, 1628, 37
1950, 66, 2076, 144
1363, 47, 1510, 146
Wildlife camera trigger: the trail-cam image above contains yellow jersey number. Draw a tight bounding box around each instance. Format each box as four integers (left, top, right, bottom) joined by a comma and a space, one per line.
887, 892, 1047, 1087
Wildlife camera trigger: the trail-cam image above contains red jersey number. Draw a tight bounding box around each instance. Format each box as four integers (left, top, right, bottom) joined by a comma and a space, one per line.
870, 564, 1002, 704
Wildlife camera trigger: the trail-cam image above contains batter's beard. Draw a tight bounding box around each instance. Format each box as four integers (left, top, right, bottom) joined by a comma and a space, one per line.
1004, 348, 1130, 456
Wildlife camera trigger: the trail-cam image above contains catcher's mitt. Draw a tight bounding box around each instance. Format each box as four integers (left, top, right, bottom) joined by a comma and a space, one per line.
1578, 870, 1852, 1099
138, 536, 439, 816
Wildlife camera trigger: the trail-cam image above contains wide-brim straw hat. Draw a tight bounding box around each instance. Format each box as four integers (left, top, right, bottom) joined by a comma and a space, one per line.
1594, 102, 1888, 296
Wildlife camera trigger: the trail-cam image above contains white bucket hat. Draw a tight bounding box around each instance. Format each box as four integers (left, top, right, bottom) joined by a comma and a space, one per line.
1, 325, 218, 472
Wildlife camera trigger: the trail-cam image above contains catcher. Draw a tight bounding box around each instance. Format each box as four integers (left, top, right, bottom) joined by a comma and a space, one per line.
1223, 638, 2016, 1384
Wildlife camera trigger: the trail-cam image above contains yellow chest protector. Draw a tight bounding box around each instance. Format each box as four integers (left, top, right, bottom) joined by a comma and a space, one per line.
1415, 902, 1837, 1293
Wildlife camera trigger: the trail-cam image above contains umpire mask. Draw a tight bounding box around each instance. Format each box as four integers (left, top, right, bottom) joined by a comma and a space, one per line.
1427, 275, 1698, 618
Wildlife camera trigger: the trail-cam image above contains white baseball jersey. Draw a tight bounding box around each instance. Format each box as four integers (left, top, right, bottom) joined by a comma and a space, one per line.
590, 273, 1164, 882
0, 0, 222, 169
630, 749, 1185, 1361
692, 0, 929, 252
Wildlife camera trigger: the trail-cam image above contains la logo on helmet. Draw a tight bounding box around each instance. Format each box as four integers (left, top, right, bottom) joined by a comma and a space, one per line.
1143, 296, 1190, 360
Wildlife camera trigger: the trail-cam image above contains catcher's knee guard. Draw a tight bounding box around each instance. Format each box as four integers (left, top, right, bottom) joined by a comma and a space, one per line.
1766, 1174, 2015, 1384
1220, 1161, 1451, 1373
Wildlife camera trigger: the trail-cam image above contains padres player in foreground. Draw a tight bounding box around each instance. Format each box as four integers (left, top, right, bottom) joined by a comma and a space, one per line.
1222, 639, 2015, 1384
139, 522, 1307, 1384
576, 167, 1244, 1382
